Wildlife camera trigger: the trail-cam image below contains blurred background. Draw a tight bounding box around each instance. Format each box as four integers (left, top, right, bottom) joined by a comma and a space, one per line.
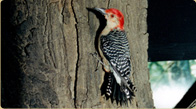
148, 60, 196, 108
147, 0, 196, 108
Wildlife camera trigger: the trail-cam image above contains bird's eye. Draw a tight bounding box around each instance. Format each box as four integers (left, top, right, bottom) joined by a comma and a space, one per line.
111, 14, 114, 18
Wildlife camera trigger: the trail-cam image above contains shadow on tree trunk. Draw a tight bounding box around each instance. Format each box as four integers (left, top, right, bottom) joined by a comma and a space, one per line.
2, 0, 24, 107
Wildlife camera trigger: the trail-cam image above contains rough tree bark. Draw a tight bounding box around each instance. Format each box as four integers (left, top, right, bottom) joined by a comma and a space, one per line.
2, 0, 154, 108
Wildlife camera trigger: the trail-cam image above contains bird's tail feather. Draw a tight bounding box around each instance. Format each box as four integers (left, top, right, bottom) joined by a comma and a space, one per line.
101, 73, 135, 105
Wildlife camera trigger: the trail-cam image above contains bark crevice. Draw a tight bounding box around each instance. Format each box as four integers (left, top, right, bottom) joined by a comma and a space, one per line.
107, 0, 110, 8
71, 0, 79, 108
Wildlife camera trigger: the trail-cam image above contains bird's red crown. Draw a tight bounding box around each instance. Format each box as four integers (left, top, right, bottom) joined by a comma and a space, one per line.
105, 8, 124, 30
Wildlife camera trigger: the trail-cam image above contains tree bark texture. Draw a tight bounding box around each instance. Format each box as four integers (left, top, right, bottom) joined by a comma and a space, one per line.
2, 0, 153, 108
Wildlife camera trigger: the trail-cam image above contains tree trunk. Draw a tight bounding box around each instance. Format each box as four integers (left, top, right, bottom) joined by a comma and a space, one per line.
2, 0, 153, 108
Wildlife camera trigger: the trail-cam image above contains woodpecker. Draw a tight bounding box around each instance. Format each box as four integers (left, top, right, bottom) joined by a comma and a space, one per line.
91, 8, 135, 104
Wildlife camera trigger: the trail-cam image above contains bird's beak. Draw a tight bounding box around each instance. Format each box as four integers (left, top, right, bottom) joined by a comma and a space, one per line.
93, 8, 106, 15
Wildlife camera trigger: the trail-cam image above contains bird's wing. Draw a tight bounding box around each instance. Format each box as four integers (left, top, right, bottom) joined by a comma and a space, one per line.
100, 30, 131, 77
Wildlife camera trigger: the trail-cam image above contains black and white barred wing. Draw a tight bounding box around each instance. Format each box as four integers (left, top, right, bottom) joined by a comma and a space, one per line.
101, 30, 131, 77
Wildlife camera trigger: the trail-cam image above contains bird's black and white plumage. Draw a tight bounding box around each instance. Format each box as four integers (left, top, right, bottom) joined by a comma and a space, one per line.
89, 7, 135, 105
100, 29, 135, 104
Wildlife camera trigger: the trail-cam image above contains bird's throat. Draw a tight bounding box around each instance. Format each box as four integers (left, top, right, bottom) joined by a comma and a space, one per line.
101, 26, 111, 36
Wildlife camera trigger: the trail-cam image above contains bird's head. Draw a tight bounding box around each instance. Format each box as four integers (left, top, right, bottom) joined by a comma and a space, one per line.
94, 8, 124, 31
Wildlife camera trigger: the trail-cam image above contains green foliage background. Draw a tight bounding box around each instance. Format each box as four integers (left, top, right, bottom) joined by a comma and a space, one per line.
148, 60, 196, 89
